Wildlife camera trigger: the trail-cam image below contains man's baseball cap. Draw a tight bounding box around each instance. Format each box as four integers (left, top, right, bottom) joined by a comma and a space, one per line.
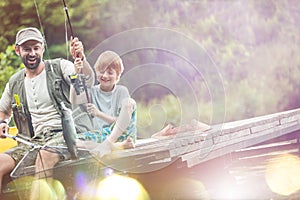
15, 27, 44, 45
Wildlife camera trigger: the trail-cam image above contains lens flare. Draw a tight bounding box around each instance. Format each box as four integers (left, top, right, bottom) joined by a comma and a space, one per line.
30, 178, 66, 200
80, 174, 150, 200
10, 177, 66, 200
87, 27, 225, 173
265, 154, 300, 196
75, 171, 89, 193
163, 178, 209, 200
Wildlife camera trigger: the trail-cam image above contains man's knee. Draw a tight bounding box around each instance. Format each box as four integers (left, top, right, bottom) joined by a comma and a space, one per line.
35, 150, 60, 170
0, 154, 16, 176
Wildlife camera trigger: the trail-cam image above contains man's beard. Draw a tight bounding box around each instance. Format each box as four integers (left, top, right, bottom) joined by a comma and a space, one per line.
22, 55, 41, 69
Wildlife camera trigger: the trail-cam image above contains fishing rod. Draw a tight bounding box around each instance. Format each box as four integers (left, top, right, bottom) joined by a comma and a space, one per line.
4, 133, 41, 149
61, 0, 91, 104
62, 0, 74, 38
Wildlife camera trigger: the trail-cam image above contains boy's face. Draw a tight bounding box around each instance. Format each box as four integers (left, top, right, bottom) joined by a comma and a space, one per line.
96, 66, 118, 92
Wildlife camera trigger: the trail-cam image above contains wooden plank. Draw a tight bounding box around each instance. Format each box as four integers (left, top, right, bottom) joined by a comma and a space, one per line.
250, 129, 300, 146
101, 108, 300, 170
278, 108, 300, 118
280, 115, 300, 124
194, 133, 208, 142
209, 126, 279, 156
220, 113, 280, 134
182, 123, 300, 167
279, 121, 299, 129
110, 119, 299, 169
232, 139, 299, 159
250, 120, 280, 133
87, 108, 300, 171
169, 139, 214, 157
108, 140, 173, 158
107, 130, 210, 161
135, 138, 159, 147
167, 129, 211, 142
220, 109, 300, 135
213, 129, 251, 144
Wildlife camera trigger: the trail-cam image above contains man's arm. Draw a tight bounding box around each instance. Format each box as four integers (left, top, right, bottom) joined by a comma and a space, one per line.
81, 59, 94, 87
69, 57, 91, 105
70, 37, 95, 87
0, 84, 12, 137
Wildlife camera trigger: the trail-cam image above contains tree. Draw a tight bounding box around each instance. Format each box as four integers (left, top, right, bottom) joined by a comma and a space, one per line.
1, 0, 300, 127
0, 45, 23, 96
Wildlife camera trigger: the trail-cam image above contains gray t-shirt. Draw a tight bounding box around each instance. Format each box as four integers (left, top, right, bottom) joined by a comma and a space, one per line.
89, 84, 130, 130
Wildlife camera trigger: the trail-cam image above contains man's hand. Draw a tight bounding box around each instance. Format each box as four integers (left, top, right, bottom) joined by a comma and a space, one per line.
0, 123, 8, 139
70, 37, 85, 60
74, 57, 83, 74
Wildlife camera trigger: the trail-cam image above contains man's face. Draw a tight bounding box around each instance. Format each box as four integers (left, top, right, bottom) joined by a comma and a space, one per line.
16, 40, 44, 70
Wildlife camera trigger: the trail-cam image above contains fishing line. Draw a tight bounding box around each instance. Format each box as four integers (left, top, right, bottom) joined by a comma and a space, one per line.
62, 0, 74, 38
64, 13, 70, 60
33, 0, 51, 60
61, 0, 91, 104
32, 0, 77, 178
33, 0, 90, 161
62, 0, 75, 60
32, 0, 52, 179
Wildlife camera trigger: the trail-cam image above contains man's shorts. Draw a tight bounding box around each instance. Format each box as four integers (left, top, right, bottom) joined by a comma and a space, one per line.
4, 129, 66, 164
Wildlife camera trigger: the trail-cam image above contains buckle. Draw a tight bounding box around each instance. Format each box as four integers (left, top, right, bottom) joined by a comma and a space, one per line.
43, 128, 62, 134
43, 127, 51, 134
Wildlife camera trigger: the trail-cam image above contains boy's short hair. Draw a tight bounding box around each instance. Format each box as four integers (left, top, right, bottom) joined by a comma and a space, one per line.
94, 51, 124, 78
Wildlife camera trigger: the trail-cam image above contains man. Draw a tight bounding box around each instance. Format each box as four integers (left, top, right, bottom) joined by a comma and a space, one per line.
0, 27, 94, 195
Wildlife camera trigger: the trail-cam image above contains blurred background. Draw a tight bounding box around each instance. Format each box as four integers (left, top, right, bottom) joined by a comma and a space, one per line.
1, 0, 300, 138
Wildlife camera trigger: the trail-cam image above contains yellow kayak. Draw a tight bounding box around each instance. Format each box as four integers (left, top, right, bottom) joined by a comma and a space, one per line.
0, 127, 18, 153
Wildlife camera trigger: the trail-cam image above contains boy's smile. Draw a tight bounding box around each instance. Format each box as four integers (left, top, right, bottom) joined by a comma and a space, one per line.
98, 67, 118, 92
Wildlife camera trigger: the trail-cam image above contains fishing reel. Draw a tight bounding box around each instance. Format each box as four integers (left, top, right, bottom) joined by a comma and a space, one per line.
69, 74, 88, 95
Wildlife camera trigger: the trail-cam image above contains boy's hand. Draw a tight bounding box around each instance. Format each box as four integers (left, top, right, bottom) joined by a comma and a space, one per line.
87, 103, 100, 117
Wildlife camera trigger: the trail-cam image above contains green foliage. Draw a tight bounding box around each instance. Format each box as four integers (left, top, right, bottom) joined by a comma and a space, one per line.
1, 0, 300, 135
0, 45, 23, 96
137, 93, 213, 137
137, 95, 182, 138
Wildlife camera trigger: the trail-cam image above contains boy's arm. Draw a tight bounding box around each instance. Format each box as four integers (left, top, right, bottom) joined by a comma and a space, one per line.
87, 103, 116, 124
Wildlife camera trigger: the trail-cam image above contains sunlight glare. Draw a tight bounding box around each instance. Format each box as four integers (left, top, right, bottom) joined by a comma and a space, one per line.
265, 154, 300, 196
80, 174, 150, 200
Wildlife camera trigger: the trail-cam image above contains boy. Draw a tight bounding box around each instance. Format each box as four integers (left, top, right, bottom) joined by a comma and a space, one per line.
71, 51, 137, 158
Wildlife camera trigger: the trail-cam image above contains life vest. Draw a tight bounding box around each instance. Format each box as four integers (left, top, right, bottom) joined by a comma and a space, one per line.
8, 58, 71, 137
